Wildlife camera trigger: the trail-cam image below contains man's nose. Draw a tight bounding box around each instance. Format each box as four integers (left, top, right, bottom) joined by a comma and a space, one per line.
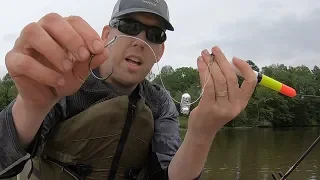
132, 31, 147, 49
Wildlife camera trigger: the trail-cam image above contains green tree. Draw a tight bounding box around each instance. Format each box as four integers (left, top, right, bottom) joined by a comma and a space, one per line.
0, 73, 18, 109
0, 61, 319, 128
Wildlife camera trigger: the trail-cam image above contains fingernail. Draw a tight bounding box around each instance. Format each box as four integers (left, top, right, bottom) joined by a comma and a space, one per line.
93, 40, 104, 53
233, 56, 241, 61
63, 59, 73, 71
57, 76, 65, 86
203, 49, 210, 56
213, 46, 221, 53
78, 46, 90, 61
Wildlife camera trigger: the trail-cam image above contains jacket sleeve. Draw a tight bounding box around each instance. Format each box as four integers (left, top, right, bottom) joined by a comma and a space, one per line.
148, 92, 180, 179
149, 87, 202, 180
0, 98, 66, 179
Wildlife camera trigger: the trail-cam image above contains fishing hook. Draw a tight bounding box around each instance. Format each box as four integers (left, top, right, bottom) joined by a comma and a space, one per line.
88, 36, 117, 81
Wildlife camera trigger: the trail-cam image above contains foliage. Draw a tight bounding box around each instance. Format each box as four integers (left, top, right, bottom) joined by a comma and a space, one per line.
151, 62, 320, 128
0, 74, 17, 110
0, 61, 319, 127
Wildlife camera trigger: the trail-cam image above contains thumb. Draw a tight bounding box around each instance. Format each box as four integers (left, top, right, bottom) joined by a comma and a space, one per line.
73, 47, 110, 81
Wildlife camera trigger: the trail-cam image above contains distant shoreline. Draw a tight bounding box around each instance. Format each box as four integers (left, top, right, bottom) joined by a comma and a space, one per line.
178, 116, 320, 130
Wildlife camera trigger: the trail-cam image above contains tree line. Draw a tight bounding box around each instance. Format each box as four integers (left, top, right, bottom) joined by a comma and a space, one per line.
149, 61, 320, 127
0, 60, 319, 127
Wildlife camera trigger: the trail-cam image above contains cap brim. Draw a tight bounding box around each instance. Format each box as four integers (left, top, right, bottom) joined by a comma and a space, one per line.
112, 8, 174, 31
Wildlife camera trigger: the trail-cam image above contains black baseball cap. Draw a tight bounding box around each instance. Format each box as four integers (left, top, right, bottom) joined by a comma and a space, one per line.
110, 0, 174, 31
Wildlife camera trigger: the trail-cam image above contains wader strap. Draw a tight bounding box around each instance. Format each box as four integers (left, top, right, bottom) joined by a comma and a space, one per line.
108, 92, 139, 180
32, 165, 41, 179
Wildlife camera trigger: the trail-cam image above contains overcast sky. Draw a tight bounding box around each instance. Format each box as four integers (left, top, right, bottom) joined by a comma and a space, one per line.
0, 0, 319, 78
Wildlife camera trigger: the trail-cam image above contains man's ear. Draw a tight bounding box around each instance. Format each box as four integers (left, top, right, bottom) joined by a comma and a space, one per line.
101, 25, 111, 43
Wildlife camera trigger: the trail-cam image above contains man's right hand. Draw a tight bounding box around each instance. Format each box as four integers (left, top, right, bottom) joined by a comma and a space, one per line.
4, 13, 110, 146
5, 13, 109, 110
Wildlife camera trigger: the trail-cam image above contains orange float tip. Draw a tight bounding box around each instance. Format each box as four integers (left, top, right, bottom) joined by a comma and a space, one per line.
280, 84, 297, 98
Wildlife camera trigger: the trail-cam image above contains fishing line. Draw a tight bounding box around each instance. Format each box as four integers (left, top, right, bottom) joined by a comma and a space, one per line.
89, 34, 311, 104
89, 34, 212, 106
297, 94, 320, 98
89, 35, 320, 180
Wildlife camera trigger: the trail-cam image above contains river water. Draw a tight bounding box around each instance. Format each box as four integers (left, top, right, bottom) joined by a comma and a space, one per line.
180, 127, 320, 180
12, 127, 320, 180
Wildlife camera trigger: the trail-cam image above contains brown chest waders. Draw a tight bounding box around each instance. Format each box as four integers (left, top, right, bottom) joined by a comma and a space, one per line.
23, 95, 154, 180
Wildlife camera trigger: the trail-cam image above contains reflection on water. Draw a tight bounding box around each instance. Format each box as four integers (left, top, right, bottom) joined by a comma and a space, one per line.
180, 127, 320, 180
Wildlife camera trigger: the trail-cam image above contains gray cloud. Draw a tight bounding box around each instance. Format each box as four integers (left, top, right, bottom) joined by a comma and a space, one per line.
1, 0, 320, 78
192, 7, 320, 69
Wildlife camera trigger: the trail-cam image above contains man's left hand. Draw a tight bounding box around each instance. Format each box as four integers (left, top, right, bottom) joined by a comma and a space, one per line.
188, 46, 257, 141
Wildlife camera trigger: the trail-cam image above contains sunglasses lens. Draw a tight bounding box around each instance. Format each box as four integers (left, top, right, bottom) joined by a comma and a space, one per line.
117, 18, 167, 44
147, 28, 166, 44
118, 19, 143, 36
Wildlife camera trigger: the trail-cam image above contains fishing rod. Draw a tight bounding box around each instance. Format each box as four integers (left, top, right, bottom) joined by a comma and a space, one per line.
230, 60, 320, 180
216, 58, 320, 180
271, 127, 320, 180
177, 65, 319, 180
271, 93, 320, 180
178, 53, 320, 179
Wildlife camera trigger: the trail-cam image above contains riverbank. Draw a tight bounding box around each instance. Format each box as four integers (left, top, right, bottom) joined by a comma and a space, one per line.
179, 116, 253, 130
178, 116, 320, 130
178, 116, 256, 130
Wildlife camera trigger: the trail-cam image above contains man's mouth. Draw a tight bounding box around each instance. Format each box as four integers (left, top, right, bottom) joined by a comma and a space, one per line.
125, 58, 142, 66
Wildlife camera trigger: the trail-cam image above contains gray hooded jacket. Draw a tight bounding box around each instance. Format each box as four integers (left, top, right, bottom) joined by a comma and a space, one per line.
0, 70, 182, 179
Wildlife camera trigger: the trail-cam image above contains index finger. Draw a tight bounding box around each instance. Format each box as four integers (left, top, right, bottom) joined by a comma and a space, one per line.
38, 13, 96, 62
65, 16, 104, 55
233, 57, 257, 105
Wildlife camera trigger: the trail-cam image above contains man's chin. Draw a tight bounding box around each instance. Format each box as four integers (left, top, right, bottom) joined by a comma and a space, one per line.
112, 74, 143, 87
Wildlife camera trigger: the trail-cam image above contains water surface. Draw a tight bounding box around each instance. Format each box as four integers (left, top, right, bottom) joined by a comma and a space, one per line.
180, 127, 320, 180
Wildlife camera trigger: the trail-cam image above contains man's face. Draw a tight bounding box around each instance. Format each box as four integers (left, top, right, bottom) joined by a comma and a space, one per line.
100, 13, 166, 89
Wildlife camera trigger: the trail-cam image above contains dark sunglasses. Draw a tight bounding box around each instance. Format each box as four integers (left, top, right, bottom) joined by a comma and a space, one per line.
109, 18, 167, 44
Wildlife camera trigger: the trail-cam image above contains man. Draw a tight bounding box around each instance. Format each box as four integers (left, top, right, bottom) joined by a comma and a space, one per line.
0, 0, 257, 179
